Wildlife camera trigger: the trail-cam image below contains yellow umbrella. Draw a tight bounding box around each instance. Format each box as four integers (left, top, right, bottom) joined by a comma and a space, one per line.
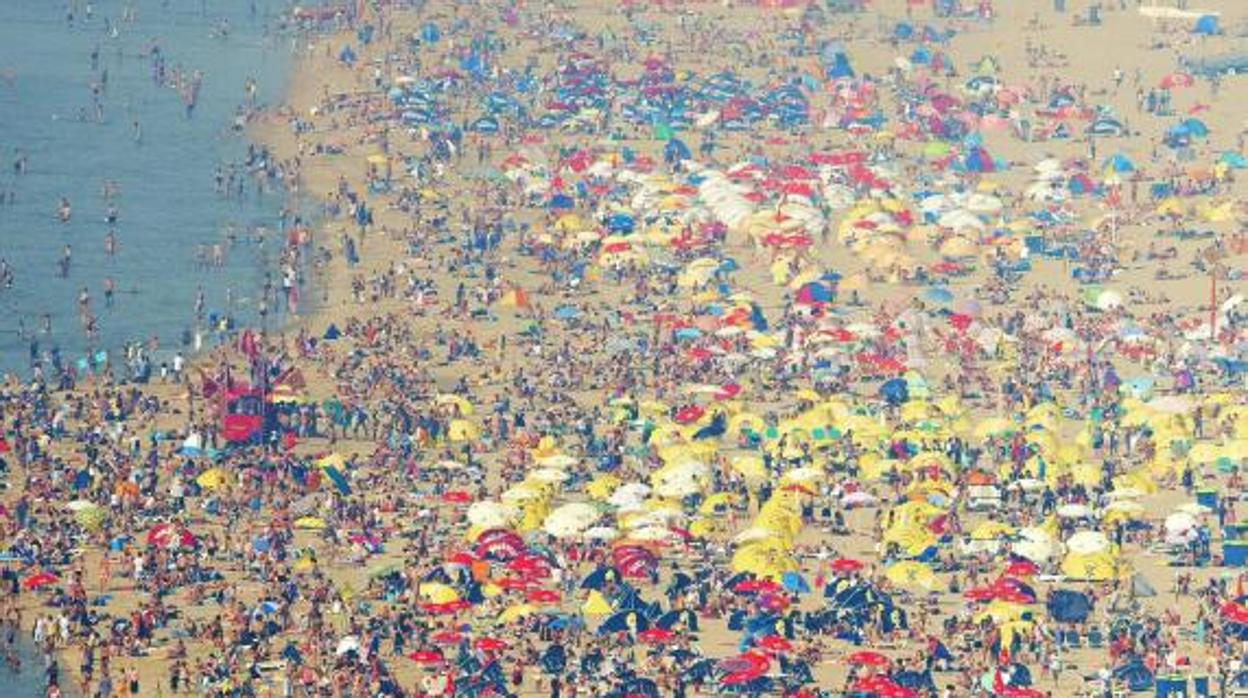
448, 419, 479, 442
882, 524, 938, 557
974, 600, 1032, 625
884, 561, 941, 591
294, 516, 326, 530
419, 583, 460, 604
699, 492, 739, 514
582, 591, 613, 617
732, 540, 798, 579
586, 474, 623, 500
196, 468, 230, 490
973, 417, 1016, 440
970, 521, 1016, 541
435, 394, 475, 415
498, 603, 537, 624
316, 453, 346, 470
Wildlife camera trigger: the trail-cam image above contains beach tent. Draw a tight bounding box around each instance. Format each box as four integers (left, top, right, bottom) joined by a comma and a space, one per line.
796, 281, 833, 304
1102, 153, 1135, 176
821, 43, 855, 79
663, 138, 692, 164
1047, 590, 1092, 623
323, 324, 341, 340
963, 147, 996, 173
1193, 15, 1219, 35
1113, 660, 1154, 691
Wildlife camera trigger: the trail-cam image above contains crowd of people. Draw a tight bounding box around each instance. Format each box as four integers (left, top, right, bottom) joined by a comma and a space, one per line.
1, 0, 1247, 697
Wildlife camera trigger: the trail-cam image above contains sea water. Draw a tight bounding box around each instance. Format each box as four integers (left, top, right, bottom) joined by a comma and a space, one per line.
0, 0, 307, 379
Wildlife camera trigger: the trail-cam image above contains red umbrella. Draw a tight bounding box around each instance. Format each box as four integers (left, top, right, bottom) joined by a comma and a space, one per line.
1159, 72, 1194, 89
733, 579, 781, 595
1002, 688, 1046, 698
829, 558, 864, 573
852, 675, 914, 697
495, 577, 532, 591
146, 523, 197, 549
441, 491, 472, 504
718, 651, 770, 674
526, 589, 561, 604
430, 631, 463, 645
756, 635, 791, 653
1004, 560, 1039, 577
674, 405, 705, 424
719, 651, 771, 685
847, 650, 891, 667
1220, 601, 1248, 624
714, 384, 742, 400
637, 628, 677, 644
421, 600, 470, 615
446, 551, 477, 566
22, 572, 58, 591
475, 638, 508, 653
407, 650, 444, 665
963, 587, 997, 602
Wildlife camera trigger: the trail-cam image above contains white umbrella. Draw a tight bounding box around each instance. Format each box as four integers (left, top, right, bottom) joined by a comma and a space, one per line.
582, 526, 619, 541
1065, 530, 1110, 555
1056, 503, 1092, 519
530, 468, 570, 484
840, 491, 877, 506
467, 501, 520, 529
542, 503, 600, 539
608, 483, 652, 510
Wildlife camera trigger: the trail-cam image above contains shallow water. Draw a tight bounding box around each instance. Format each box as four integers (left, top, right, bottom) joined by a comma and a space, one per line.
0, 0, 305, 378
0, 632, 62, 698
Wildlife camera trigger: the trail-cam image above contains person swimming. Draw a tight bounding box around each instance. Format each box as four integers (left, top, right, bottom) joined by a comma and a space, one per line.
56, 197, 71, 223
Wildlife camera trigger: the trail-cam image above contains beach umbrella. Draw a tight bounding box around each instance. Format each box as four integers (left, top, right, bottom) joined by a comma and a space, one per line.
847, 650, 891, 667
923, 287, 954, 305
830, 558, 865, 574
1159, 72, 1194, 89
637, 628, 677, 644
475, 638, 507, 653
408, 650, 444, 665
884, 561, 940, 590
430, 631, 463, 646
1102, 153, 1135, 176
22, 572, 59, 591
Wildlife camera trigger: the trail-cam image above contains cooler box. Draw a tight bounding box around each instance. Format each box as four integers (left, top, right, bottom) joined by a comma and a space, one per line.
1196, 489, 1218, 509
1224, 541, 1248, 566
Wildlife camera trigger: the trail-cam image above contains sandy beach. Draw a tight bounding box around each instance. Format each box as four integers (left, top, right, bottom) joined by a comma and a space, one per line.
2, 0, 1247, 697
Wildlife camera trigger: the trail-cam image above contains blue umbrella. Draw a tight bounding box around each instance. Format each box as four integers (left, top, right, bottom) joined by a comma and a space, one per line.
673, 327, 702, 341
923, 286, 954, 304
880, 378, 909, 405
781, 571, 811, 594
